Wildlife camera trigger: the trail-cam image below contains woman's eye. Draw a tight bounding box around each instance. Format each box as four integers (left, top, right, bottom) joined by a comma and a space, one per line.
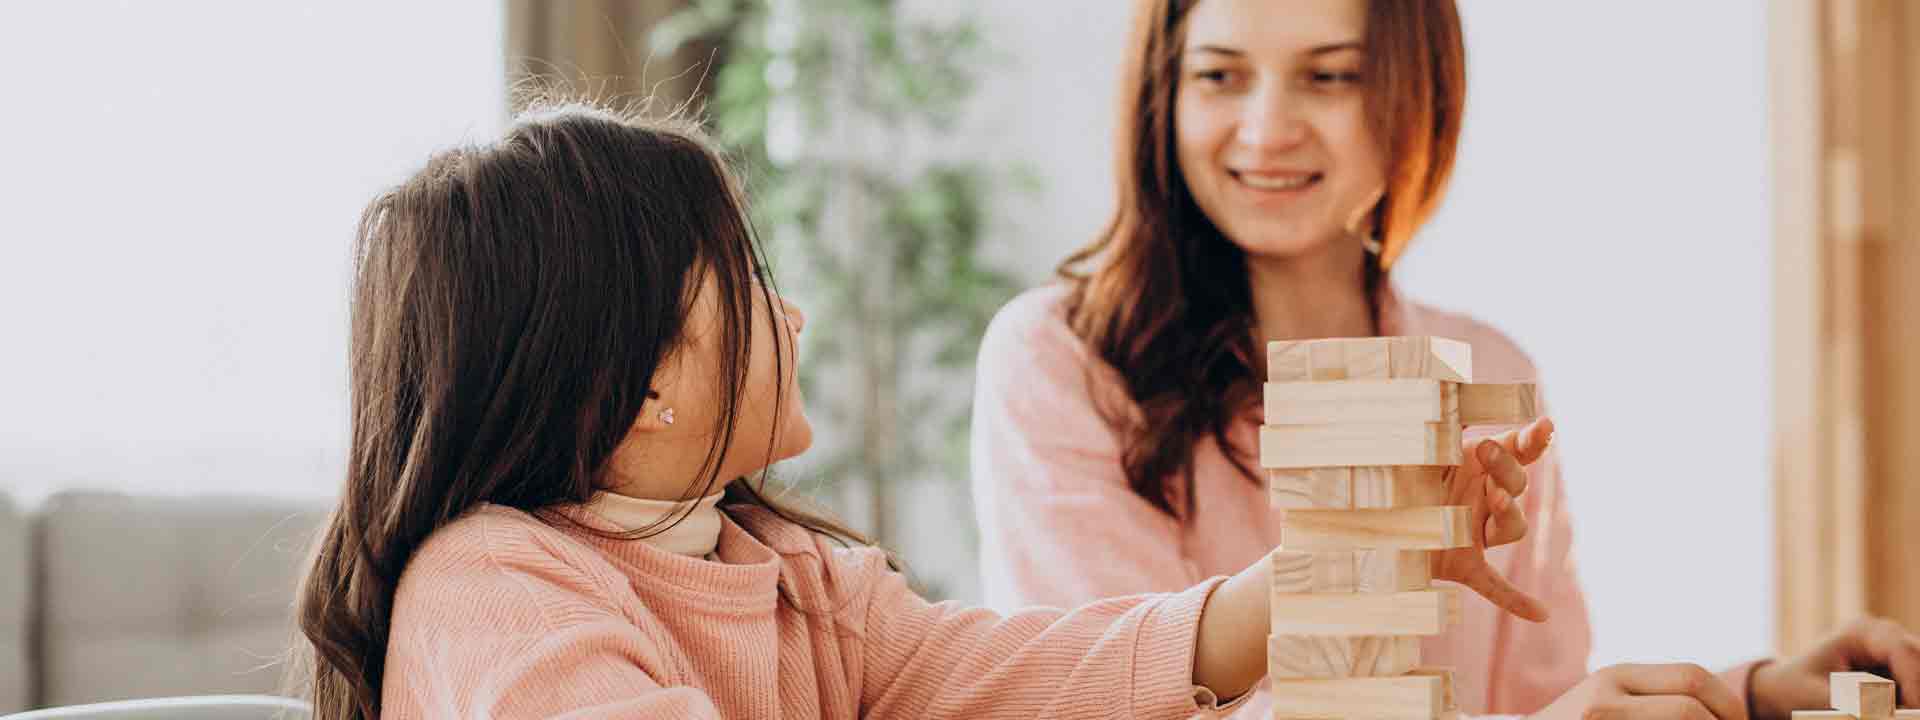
1192, 69, 1236, 86
1311, 70, 1363, 86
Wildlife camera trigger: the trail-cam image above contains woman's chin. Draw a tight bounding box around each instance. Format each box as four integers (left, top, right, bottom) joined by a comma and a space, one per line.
775, 415, 814, 461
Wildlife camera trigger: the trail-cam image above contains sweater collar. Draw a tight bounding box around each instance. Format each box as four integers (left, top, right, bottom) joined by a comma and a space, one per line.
585, 489, 727, 557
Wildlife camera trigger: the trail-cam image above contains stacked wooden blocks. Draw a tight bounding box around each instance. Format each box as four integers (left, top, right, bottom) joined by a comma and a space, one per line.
1262, 336, 1537, 720
1794, 671, 1920, 719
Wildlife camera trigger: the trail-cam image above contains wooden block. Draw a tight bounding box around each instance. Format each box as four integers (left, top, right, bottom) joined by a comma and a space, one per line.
1357, 549, 1432, 593
1282, 507, 1473, 550
1271, 468, 1353, 510
1832, 672, 1895, 719
1271, 588, 1460, 636
1272, 673, 1449, 720
1260, 422, 1462, 469
1271, 549, 1356, 593
1457, 383, 1539, 426
1790, 713, 1857, 720
1894, 711, 1920, 719
1268, 634, 1421, 680
1265, 379, 1456, 425
1388, 336, 1473, 382
1268, 337, 1395, 381
1352, 467, 1451, 508
1409, 667, 1457, 711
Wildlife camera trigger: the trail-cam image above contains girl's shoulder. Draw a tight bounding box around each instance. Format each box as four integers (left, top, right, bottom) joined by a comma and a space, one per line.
395, 504, 633, 620
978, 284, 1085, 366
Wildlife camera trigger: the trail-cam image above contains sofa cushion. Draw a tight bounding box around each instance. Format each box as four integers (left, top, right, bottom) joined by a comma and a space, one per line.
0, 491, 31, 714
34, 491, 327, 708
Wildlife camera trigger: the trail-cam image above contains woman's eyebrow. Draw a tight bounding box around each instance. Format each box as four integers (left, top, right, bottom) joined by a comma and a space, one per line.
1188, 44, 1245, 57
1308, 41, 1364, 55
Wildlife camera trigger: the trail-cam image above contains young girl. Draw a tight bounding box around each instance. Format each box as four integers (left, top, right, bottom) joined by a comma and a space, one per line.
289, 103, 1543, 720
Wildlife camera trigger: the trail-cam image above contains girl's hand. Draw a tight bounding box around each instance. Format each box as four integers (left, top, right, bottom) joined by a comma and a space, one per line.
1749, 616, 1920, 719
1528, 663, 1750, 720
1433, 417, 1556, 623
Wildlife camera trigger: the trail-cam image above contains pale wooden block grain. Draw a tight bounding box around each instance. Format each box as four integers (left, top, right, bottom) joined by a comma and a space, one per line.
1268, 337, 1396, 382
1833, 671, 1895, 719
1352, 467, 1451, 508
1388, 336, 1473, 382
1456, 383, 1539, 426
1271, 468, 1353, 510
1356, 549, 1432, 593
1265, 379, 1455, 425
1270, 588, 1459, 636
1408, 667, 1457, 711
1268, 634, 1421, 680
1282, 507, 1472, 551
1260, 422, 1462, 469
1271, 673, 1449, 720
1790, 713, 1856, 719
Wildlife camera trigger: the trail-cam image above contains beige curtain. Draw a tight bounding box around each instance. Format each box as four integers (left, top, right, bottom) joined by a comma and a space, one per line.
1771, 0, 1920, 656
505, 0, 717, 113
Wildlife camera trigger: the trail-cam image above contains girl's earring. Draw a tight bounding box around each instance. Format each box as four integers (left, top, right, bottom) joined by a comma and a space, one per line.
659, 407, 676, 425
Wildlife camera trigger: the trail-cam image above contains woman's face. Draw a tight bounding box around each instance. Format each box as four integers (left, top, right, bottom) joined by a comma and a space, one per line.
1174, 0, 1387, 260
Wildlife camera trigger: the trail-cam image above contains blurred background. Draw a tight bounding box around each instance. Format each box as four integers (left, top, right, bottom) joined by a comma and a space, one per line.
0, 0, 1912, 713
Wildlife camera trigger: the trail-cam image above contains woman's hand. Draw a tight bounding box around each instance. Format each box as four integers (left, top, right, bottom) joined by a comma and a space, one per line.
1433, 417, 1555, 623
1749, 616, 1920, 719
1528, 663, 1749, 720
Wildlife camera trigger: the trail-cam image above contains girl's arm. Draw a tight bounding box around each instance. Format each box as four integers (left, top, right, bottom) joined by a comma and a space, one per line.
847, 545, 1258, 720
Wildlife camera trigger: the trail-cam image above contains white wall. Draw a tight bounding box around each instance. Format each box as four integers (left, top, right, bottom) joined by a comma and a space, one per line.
958, 0, 1773, 671
0, 2, 504, 502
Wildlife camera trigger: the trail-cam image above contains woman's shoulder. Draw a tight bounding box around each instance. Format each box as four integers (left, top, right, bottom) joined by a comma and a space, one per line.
1398, 299, 1542, 384
979, 284, 1084, 365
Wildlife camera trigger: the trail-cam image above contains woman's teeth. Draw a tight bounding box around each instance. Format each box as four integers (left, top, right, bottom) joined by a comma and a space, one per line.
1238, 173, 1317, 190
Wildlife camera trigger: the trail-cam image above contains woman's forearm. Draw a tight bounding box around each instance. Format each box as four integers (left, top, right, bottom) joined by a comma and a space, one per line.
1193, 557, 1273, 701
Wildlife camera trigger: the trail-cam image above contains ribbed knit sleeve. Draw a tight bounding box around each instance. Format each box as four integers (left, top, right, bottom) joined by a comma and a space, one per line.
846, 545, 1228, 720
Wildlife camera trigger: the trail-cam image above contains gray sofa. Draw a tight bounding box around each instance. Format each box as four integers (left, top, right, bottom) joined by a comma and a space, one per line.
1, 490, 328, 714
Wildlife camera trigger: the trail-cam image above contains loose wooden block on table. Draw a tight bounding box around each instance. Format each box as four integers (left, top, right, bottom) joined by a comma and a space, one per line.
1832, 672, 1895, 719
1456, 383, 1539, 426
1271, 672, 1451, 720
1281, 507, 1472, 551
1264, 379, 1457, 425
1261, 422, 1463, 468
1268, 634, 1421, 680
1271, 588, 1460, 636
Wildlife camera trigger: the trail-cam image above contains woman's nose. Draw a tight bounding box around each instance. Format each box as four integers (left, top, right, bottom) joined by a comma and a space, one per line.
1237, 85, 1310, 151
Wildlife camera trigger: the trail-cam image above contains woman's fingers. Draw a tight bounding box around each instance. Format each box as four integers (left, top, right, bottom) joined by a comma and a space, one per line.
1483, 485, 1528, 548
1477, 440, 1529, 498
1454, 555, 1549, 623
1610, 664, 1748, 720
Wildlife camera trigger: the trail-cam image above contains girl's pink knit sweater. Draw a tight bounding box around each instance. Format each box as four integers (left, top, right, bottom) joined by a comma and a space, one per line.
380, 503, 1234, 719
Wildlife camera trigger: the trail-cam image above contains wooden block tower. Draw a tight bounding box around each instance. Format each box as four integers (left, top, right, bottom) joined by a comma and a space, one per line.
1261, 336, 1538, 720
1794, 671, 1920, 719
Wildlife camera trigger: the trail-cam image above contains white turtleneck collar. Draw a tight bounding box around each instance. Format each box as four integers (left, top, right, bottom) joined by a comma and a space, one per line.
585, 489, 727, 558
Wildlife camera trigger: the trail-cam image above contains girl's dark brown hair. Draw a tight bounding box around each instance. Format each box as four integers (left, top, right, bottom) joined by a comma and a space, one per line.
1058, 0, 1466, 517
289, 102, 871, 720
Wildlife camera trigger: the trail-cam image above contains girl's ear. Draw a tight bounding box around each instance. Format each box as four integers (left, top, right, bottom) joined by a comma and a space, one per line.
632, 354, 683, 434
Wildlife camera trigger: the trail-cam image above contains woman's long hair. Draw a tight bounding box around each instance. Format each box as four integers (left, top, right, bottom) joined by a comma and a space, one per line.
1059, 0, 1467, 517
289, 103, 871, 720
